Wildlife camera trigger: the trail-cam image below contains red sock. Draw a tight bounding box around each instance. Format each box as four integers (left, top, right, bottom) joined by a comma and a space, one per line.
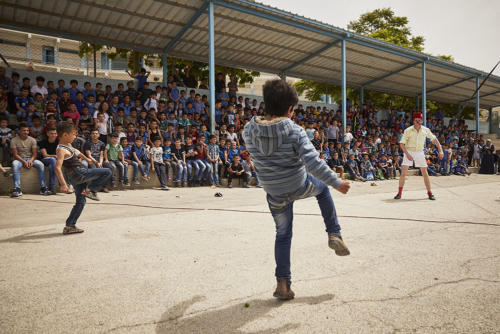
428, 191, 433, 196
398, 187, 403, 196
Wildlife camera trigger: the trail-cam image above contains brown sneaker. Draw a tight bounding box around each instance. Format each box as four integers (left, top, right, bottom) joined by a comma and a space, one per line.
328, 235, 350, 256
273, 278, 295, 300
85, 191, 100, 201
62, 226, 84, 235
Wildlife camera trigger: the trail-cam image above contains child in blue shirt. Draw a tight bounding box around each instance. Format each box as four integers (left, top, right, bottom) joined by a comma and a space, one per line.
162, 138, 175, 182
131, 137, 150, 180
68, 80, 81, 102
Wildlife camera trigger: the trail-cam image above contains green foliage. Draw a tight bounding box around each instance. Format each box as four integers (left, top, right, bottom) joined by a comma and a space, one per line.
437, 54, 455, 62
79, 42, 260, 85
347, 8, 425, 51
160, 57, 260, 86
294, 8, 470, 117
78, 42, 103, 58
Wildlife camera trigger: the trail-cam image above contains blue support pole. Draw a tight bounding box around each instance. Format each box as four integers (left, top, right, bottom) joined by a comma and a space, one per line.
489, 107, 493, 134
475, 77, 480, 134
360, 87, 364, 105
208, 0, 216, 134
163, 2, 209, 53
341, 39, 347, 133
162, 53, 168, 87
422, 62, 427, 125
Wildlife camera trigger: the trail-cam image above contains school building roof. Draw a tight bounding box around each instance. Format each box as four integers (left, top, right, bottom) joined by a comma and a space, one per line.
1, 0, 499, 111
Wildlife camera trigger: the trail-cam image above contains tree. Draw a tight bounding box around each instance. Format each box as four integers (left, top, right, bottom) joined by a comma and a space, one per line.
159, 57, 260, 86
347, 8, 424, 51
437, 54, 454, 62
293, 8, 468, 117
78, 42, 104, 76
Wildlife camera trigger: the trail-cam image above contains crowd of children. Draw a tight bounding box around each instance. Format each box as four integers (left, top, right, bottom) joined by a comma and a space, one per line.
0, 65, 496, 196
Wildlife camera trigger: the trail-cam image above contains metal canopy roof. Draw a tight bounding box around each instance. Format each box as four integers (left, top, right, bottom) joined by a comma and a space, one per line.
1, 0, 499, 108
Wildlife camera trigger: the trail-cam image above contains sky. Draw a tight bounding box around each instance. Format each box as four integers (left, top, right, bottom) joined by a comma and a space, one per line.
260, 0, 500, 75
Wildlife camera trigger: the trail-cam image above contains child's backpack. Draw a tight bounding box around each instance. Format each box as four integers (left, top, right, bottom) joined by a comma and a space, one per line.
365, 170, 375, 181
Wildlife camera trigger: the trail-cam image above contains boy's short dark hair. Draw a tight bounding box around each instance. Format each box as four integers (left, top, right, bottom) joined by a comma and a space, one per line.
57, 121, 74, 137
135, 136, 142, 142
120, 137, 128, 143
110, 133, 119, 138
263, 79, 298, 117
209, 134, 216, 140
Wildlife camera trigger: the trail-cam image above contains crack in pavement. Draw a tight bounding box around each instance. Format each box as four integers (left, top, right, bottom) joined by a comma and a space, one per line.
461, 254, 500, 274
335, 277, 500, 307
105, 277, 499, 333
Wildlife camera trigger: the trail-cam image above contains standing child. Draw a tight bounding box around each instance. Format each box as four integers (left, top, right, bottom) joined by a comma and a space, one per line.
243, 80, 350, 300
131, 136, 151, 181
171, 138, 187, 186
162, 138, 175, 183
55, 122, 111, 234
150, 138, 169, 190
104, 133, 128, 188
207, 135, 221, 187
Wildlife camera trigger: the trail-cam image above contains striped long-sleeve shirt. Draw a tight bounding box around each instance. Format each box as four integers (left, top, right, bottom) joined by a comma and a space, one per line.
243, 116, 341, 196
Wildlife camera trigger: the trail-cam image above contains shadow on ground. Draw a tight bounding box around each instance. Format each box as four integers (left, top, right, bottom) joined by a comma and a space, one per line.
0, 229, 64, 243
155, 294, 335, 334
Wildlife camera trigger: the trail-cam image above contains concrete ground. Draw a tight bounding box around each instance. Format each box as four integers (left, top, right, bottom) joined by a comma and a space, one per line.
0, 174, 499, 334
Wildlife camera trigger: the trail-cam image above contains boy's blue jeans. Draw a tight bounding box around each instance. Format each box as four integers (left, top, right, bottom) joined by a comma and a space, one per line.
208, 161, 219, 185
186, 160, 199, 181
266, 173, 342, 282
173, 161, 187, 181
66, 167, 111, 227
41, 157, 57, 190
12, 158, 46, 190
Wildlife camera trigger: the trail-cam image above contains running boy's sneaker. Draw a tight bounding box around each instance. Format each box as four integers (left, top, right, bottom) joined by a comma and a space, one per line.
62, 226, 84, 234
85, 191, 100, 201
11, 188, 22, 197
273, 278, 295, 300
328, 235, 350, 256
161, 185, 170, 190
394, 193, 401, 199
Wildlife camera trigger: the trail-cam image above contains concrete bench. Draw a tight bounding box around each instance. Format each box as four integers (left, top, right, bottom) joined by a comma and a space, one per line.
0, 165, 258, 195
0, 164, 480, 196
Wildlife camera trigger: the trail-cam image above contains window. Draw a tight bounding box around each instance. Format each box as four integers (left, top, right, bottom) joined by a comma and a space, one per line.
111, 56, 127, 70
42, 46, 55, 64
101, 52, 110, 70
0, 39, 26, 47
59, 48, 78, 55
